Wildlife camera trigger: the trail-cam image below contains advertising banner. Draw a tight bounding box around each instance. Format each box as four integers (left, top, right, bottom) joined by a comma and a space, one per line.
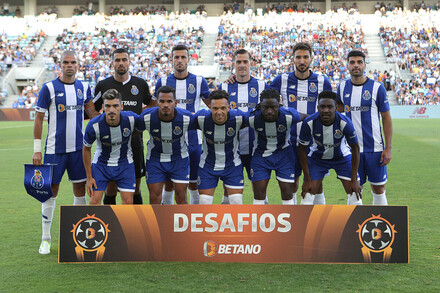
59, 205, 408, 263
0, 109, 48, 121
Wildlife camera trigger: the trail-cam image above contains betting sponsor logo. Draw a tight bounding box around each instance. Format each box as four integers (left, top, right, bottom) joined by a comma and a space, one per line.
357, 214, 397, 263
122, 101, 137, 106
203, 241, 262, 257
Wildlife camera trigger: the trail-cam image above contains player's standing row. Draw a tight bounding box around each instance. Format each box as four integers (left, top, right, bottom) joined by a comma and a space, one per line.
31, 44, 392, 255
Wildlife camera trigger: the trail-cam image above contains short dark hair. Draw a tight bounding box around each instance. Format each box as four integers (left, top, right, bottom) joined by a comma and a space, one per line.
233, 49, 252, 61
318, 90, 338, 103
111, 48, 129, 59
292, 42, 313, 56
260, 89, 281, 103
156, 85, 176, 100
347, 50, 366, 62
102, 89, 122, 101
172, 45, 189, 57
209, 89, 229, 101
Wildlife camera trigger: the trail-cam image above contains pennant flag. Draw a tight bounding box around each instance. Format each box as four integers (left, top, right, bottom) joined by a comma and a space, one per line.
24, 164, 54, 202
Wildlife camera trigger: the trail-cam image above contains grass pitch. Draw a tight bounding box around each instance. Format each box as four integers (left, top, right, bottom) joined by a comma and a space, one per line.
0, 119, 439, 292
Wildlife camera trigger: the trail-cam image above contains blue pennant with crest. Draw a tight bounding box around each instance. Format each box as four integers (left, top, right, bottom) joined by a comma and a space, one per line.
24, 164, 54, 202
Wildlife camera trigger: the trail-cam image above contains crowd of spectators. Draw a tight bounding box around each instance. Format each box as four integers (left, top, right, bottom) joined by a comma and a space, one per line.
47, 14, 205, 91
10, 84, 40, 109
379, 8, 439, 105
0, 32, 45, 70
215, 10, 366, 89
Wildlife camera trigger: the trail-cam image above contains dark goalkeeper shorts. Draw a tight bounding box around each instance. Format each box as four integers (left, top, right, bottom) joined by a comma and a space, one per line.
131, 131, 146, 179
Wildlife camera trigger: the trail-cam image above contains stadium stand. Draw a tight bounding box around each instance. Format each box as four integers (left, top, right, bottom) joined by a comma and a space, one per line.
379, 8, 439, 104
1, 2, 440, 107
215, 10, 367, 89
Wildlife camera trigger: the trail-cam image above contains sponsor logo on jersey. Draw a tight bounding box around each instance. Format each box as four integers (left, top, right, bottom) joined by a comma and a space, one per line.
31, 169, 44, 189
289, 85, 296, 89
57, 93, 64, 97
173, 126, 182, 136
249, 88, 258, 98
289, 94, 296, 102
256, 128, 263, 132
227, 127, 235, 136
362, 90, 372, 100
334, 129, 343, 139
230, 92, 237, 96
278, 124, 286, 132
122, 101, 137, 106
131, 85, 139, 95
205, 131, 212, 135
77, 89, 84, 99
152, 129, 159, 133
58, 104, 65, 112
230, 101, 237, 109
309, 82, 317, 93
188, 84, 196, 94
345, 94, 351, 98
102, 135, 109, 139
123, 128, 131, 137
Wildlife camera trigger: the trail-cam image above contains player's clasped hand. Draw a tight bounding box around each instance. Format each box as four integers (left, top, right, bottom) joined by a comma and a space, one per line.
301, 177, 312, 199
32, 152, 42, 166
86, 177, 97, 197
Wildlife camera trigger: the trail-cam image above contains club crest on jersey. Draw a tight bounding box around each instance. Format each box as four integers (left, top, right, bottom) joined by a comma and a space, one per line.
249, 88, 258, 98
123, 128, 131, 137
173, 126, 182, 135
334, 129, 343, 139
289, 94, 296, 102
278, 124, 287, 132
362, 90, 372, 100
77, 89, 84, 99
131, 85, 139, 95
309, 83, 317, 93
31, 169, 44, 189
230, 101, 237, 109
227, 127, 235, 136
188, 84, 196, 94
58, 104, 65, 112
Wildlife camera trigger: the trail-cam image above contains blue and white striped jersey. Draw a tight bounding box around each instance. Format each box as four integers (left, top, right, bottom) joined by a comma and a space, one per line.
36, 78, 92, 154
246, 107, 301, 157
83, 111, 137, 166
336, 78, 389, 153
270, 71, 332, 144
219, 76, 267, 155
155, 72, 210, 146
298, 112, 358, 160
136, 107, 194, 162
194, 109, 246, 171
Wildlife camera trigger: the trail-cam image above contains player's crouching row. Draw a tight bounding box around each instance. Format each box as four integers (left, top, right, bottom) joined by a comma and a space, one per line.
83, 87, 364, 207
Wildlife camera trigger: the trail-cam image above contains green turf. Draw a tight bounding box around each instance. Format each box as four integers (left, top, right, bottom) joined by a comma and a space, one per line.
0, 119, 439, 292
